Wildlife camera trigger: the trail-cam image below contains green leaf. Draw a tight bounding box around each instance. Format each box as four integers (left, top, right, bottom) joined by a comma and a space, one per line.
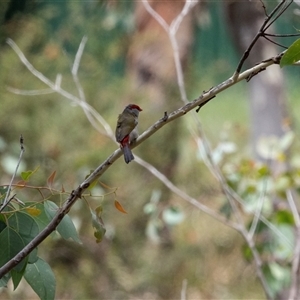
25, 202, 51, 232
24, 258, 56, 300
219, 202, 232, 220
280, 39, 300, 67
28, 248, 39, 264
11, 268, 25, 290
257, 165, 270, 177
242, 244, 253, 261
275, 175, 292, 193
0, 219, 7, 233
20, 166, 39, 181
274, 210, 294, 225
0, 227, 26, 272
0, 185, 9, 196
263, 262, 291, 297
85, 170, 98, 190
271, 224, 294, 260
8, 211, 40, 245
2, 210, 40, 290
0, 273, 11, 288
44, 201, 81, 243
91, 207, 106, 243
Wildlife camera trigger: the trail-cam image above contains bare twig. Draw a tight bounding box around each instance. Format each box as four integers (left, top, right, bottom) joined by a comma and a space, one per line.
264, 32, 300, 38
264, 0, 293, 32
0, 52, 283, 278
70, 36, 105, 133
248, 178, 268, 240
142, 0, 198, 102
72, 35, 88, 76
140, 3, 285, 298
3, 4, 293, 295
287, 189, 300, 227
141, 0, 169, 32
6, 38, 114, 137
241, 227, 272, 300
134, 156, 241, 231
141, 0, 256, 230
0, 135, 25, 212
180, 279, 188, 300
6, 87, 55, 95
290, 227, 300, 300
170, 1, 197, 35
234, 0, 293, 77
287, 190, 300, 299
262, 34, 288, 49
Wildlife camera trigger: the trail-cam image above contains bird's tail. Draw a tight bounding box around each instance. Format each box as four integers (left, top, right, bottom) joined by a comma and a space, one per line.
123, 144, 134, 164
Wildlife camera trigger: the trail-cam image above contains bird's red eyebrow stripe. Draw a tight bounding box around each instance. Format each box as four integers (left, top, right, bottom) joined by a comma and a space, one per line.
130, 104, 142, 111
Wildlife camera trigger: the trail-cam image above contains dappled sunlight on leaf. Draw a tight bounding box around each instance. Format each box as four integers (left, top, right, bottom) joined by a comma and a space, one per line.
25, 207, 41, 217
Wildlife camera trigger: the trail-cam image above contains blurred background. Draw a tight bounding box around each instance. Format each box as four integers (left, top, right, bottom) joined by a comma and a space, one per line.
0, 1, 300, 299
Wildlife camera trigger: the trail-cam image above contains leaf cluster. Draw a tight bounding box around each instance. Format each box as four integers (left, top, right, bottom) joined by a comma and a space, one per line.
0, 170, 80, 299
216, 130, 300, 297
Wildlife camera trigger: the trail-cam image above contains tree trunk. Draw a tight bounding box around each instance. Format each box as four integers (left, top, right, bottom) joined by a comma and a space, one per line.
224, 1, 290, 166
224, 1, 295, 299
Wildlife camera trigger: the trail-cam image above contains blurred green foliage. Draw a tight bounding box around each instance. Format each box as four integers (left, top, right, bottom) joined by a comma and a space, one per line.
1, 1, 300, 299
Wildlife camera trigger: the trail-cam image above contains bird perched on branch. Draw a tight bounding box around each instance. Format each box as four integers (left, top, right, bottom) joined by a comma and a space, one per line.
115, 104, 142, 164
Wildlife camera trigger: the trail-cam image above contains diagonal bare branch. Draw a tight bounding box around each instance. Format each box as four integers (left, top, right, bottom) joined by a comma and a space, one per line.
0, 49, 284, 279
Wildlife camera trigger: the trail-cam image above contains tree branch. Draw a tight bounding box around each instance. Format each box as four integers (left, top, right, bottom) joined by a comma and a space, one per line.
2, 3, 296, 298
0, 50, 283, 278
233, 0, 293, 77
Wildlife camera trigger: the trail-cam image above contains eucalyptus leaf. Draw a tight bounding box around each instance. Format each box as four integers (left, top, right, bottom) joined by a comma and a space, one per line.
44, 201, 81, 244
280, 38, 300, 67
24, 258, 56, 300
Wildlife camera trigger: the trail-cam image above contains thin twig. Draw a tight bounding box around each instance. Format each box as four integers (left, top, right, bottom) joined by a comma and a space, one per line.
287, 189, 300, 227
287, 190, 300, 299
234, 0, 293, 76
142, 0, 247, 227
142, 0, 195, 102
241, 227, 272, 300
264, 32, 300, 38
6, 38, 114, 137
259, 0, 268, 17
141, 0, 169, 32
170, 1, 198, 35
289, 228, 300, 300
6, 38, 56, 89
0, 52, 282, 278
71, 36, 102, 132
0, 135, 25, 212
72, 35, 88, 76
3, 15, 292, 297
262, 35, 288, 49
264, 0, 293, 32
248, 178, 268, 240
6, 87, 55, 95
180, 279, 188, 300
134, 156, 241, 231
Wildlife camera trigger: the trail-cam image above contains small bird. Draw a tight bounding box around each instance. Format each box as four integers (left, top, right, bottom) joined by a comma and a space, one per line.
115, 104, 142, 164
